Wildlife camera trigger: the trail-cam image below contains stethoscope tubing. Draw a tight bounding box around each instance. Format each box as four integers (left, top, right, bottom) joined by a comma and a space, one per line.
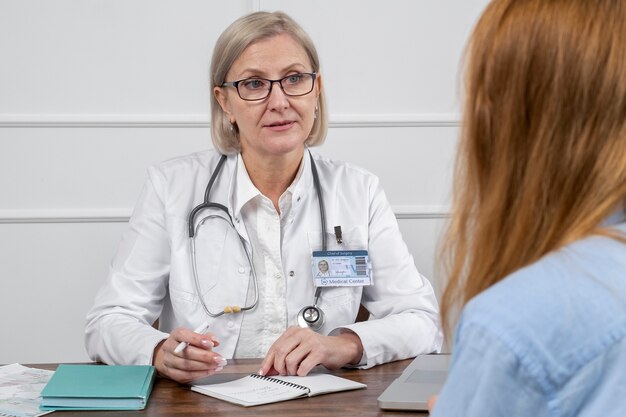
308, 151, 326, 305
188, 150, 327, 327
189, 213, 259, 318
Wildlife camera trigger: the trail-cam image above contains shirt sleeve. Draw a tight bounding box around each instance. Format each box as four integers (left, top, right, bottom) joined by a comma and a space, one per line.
431, 322, 550, 417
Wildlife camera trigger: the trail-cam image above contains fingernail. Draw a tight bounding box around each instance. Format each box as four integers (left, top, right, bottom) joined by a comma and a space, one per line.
214, 366, 224, 372
200, 339, 214, 348
257, 368, 264, 375
211, 336, 219, 344
214, 357, 227, 366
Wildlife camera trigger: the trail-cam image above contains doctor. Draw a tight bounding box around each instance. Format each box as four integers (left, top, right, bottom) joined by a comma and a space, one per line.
85, 11, 441, 384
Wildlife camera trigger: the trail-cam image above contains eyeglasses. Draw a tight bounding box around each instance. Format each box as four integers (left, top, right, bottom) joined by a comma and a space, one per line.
221, 72, 317, 101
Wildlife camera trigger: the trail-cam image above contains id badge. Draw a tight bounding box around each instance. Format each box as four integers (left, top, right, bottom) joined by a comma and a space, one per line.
311, 250, 372, 287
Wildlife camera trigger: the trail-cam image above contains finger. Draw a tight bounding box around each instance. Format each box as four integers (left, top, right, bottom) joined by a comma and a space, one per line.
264, 365, 279, 376
164, 362, 226, 384
287, 335, 327, 376
281, 329, 325, 375
284, 344, 313, 376
294, 349, 322, 376
258, 349, 277, 376
172, 328, 219, 353
168, 338, 227, 368
163, 336, 227, 373
428, 395, 438, 412
169, 349, 227, 372
268, 329, 307, 375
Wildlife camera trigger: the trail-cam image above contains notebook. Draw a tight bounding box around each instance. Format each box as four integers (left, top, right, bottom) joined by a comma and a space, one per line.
377, 354, 450, 411
191, 373, 366, 407
40, 364, 156, 411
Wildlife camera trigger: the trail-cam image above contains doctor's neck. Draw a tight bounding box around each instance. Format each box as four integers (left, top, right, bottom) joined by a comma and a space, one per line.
241, 149, 303, 213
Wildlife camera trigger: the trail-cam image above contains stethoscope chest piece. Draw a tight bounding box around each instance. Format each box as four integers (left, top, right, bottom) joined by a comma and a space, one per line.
297, 305, 325, 331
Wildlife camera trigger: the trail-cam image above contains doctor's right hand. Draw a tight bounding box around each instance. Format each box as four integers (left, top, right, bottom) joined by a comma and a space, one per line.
152, 327, 227, 383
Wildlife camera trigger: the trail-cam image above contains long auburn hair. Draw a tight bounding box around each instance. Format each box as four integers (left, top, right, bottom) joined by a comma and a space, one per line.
440, 0, 626, 338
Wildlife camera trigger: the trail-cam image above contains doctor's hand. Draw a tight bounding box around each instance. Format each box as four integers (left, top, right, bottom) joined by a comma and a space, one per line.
152, 327, 227, 384
259, 327, 364, 377
428, 395, 438, 412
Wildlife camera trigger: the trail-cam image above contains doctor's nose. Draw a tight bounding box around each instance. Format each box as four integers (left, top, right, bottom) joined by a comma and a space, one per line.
267, 81, 290, 111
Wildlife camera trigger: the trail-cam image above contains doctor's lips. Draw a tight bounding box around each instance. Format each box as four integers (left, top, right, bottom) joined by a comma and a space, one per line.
264, 120, 295, 128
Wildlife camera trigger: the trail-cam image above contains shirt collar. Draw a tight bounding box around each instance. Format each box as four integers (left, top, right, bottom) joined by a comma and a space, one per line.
233, 154, 260, 220
232, 152, 307, 219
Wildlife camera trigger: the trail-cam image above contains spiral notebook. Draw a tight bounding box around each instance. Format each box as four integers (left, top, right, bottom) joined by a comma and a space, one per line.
191, 373, 366, 407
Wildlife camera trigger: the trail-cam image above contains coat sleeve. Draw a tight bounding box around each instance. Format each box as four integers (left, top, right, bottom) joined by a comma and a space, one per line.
84, 167, 171, 365
334, 176, 443, 367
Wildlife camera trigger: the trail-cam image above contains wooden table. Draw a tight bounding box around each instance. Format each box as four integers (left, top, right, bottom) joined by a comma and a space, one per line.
32, 359, 428, 416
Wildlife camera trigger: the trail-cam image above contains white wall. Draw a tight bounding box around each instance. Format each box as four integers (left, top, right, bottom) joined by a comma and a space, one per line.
0, 0, 489, 363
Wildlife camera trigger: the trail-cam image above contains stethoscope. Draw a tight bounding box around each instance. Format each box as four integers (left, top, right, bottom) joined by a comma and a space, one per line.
187, 150, 328, 331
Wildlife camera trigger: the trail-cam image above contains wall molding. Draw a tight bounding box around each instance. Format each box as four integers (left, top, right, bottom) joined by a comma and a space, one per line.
0, 209, 133, 224
330, 113, 459, 128
0, 205, 450, 224
0, 113, 460, 128
393, 205, 451, 220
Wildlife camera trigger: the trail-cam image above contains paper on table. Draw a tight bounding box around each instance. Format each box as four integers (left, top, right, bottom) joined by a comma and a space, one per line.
0, 364, 54, 417
269, 374, 367, 396
191, 373, 366, 407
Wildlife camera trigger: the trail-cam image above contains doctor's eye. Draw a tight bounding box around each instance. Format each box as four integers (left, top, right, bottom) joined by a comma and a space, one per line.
283, 74, 304, 85
241, 78, 269, 90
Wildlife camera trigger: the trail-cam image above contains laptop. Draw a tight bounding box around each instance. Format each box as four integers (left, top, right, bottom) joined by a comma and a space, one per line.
377, 354, 451, 411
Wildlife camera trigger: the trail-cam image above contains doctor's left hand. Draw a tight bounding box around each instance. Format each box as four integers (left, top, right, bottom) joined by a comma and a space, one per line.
259, 327, 364, 377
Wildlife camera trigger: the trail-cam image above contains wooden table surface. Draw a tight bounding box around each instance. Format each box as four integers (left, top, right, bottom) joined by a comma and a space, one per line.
31, 358, 428, 416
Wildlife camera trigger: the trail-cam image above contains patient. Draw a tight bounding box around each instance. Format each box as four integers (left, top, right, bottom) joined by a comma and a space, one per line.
431, 0, 626, 415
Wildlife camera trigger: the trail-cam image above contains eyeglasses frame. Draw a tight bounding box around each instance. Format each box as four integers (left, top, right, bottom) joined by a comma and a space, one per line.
221, 72, 317, 101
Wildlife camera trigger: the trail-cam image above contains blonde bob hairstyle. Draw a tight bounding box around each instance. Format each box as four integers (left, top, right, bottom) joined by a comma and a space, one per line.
210, 11, 328, 155
440, 0, 626, 338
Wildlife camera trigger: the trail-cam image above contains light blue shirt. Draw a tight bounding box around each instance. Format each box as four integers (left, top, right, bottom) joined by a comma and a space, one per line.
432, 220, 626, 417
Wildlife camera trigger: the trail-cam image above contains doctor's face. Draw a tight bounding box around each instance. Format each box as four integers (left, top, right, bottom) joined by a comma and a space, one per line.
214, 33, 320, 162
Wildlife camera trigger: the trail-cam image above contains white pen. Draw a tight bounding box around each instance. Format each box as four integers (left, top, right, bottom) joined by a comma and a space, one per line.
174, 323, 211, 354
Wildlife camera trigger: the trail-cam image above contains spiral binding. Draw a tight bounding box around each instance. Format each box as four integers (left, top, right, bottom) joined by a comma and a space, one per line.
249, 373, 309, 391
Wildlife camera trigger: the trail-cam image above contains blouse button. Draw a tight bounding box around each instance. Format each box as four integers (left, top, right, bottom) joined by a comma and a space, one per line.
227, 321, 234, 328
238, 266, 246, 274
289, 271, 295, 277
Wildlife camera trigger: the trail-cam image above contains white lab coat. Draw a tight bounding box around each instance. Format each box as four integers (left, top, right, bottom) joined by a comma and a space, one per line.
85, 149, 442, 367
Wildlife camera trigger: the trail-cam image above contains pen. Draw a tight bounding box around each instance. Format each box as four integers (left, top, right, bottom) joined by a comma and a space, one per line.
174, 323, 210, 354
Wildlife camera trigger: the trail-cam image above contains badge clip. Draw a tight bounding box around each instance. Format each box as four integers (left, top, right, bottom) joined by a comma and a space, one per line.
334, 225, 343, 244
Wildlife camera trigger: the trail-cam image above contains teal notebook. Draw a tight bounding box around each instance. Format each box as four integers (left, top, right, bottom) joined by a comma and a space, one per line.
40, 364, 156, 411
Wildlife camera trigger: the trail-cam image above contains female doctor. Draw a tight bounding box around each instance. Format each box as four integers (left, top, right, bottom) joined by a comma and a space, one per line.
85, 11, 441, 383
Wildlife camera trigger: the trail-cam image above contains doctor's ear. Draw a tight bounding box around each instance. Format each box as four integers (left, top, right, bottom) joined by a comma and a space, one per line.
214, 87, 234, 122
314, 72, 322, 98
